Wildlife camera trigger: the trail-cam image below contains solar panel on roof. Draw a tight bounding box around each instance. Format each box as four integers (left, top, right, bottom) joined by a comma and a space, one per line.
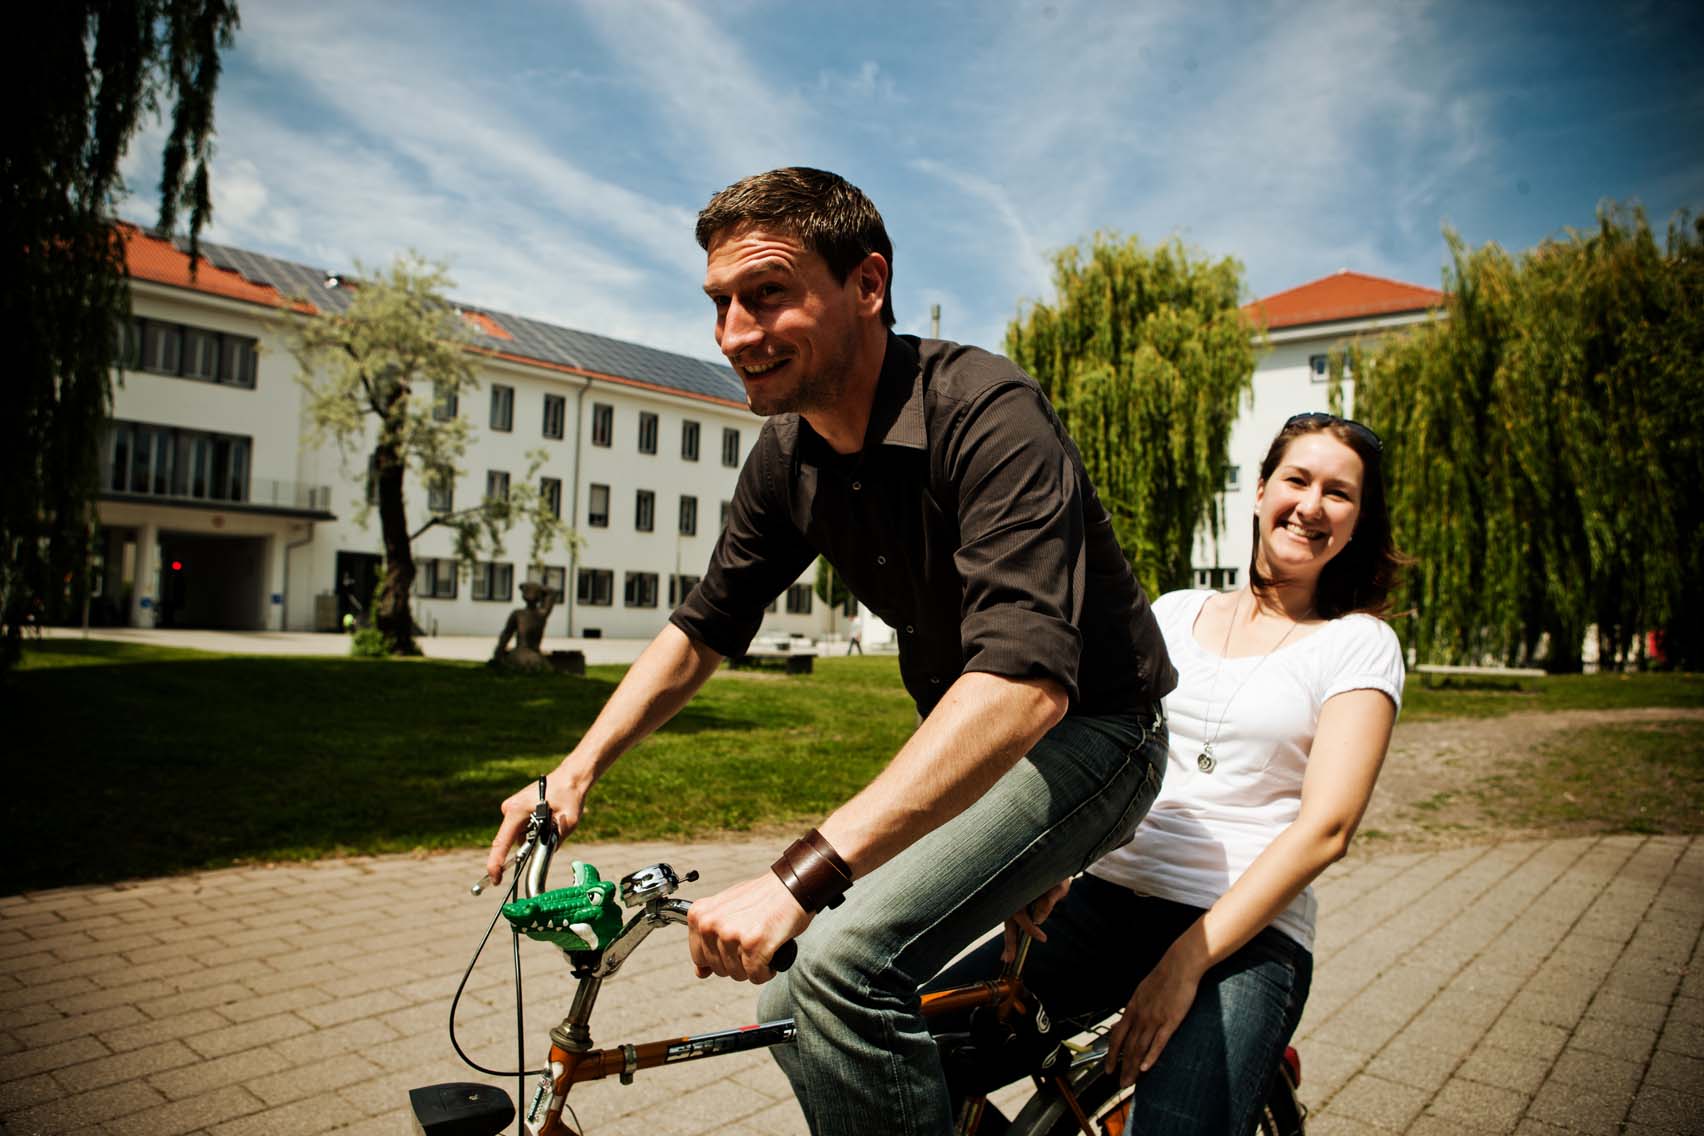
179, 235, 741, 401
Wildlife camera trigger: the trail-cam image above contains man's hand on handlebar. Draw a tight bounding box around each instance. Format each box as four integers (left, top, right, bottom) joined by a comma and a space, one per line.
486, 768, 589, 885
687, 871, 811, 985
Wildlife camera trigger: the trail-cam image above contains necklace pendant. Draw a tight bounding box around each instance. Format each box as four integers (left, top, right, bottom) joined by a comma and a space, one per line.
1197, 745, 1216, 774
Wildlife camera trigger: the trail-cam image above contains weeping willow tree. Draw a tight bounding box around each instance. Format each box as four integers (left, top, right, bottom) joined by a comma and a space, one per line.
1006, 234, 1256, 598
3, 1, 239, 668
1355, 205, 1703, 671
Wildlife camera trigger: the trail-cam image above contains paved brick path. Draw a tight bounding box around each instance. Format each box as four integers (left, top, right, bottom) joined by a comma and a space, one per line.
3, 835, 1699, 1135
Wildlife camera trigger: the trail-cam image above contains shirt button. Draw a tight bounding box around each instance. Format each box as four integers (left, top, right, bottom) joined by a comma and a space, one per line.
904, 625, 914, 634
876, 555, 886, 566
851, 481, 861, 491
930, 676, 941, 685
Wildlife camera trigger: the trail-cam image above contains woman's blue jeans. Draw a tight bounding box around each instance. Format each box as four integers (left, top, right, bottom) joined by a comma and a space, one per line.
757, 707, 1167, 1136
932, 874, 1314, 1135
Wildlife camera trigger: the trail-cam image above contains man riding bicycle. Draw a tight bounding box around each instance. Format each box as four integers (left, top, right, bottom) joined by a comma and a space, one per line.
486, 166, 1176, 1136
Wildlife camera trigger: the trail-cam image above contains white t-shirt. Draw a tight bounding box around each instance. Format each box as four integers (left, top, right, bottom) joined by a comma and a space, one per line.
1088, 589, 1405, 950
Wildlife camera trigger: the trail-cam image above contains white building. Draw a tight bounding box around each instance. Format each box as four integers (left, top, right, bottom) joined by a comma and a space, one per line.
98, 227, 842, 641
1190, 270, 1445, 589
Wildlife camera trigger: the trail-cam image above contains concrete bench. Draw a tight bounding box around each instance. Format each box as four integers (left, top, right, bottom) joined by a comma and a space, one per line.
728, 648, 814, 675
1411, 663, 1546, 687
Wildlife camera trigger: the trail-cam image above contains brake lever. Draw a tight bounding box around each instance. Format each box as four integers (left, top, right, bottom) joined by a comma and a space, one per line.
470, 777, 554, 895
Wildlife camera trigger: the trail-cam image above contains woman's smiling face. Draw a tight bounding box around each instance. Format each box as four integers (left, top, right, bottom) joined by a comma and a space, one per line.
1254, 430, 1365, 581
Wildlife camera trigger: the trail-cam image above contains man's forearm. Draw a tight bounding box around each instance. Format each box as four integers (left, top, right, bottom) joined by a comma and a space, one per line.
560, 623, 723, 786
816, 671, 1068, 877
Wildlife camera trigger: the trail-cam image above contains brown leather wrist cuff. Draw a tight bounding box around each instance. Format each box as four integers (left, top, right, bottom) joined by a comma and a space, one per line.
771, 828, 854, 914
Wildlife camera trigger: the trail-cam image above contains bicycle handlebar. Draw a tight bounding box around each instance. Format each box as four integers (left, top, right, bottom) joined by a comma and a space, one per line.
493, 799, 797, 972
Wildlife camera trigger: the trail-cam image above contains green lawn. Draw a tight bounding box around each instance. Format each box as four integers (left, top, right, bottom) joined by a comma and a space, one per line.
4, 642, 1699, 893
1470, 719, 1704, 836
1400, 670, 1703, 720
3, 641, 914, 893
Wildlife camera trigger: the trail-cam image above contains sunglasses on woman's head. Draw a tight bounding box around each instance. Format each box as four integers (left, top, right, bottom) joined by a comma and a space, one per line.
1284, 412, 1383, 453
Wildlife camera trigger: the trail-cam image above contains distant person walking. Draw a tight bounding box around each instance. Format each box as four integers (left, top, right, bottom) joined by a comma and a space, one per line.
846, 614, 863, 655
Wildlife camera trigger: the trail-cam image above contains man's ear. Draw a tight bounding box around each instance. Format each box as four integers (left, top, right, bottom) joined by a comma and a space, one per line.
853, 252, 889, 319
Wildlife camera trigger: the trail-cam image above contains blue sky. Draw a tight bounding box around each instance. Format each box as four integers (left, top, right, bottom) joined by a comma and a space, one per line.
119, 0, 1703, 364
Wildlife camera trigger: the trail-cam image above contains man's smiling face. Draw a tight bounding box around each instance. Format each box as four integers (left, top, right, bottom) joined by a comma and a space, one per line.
703, 225, 865, 417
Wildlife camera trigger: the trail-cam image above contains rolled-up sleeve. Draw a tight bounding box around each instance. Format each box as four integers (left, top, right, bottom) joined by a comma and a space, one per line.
948, 383, 1087, 702
670, 423, 815, 658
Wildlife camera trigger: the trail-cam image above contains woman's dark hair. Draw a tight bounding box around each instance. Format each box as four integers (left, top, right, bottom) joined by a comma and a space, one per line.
695, 167, 896, 328
1248, 414, 1405, 619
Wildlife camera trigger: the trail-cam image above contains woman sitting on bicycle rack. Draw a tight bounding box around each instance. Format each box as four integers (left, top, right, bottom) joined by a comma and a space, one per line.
937, 412, 1406, 1134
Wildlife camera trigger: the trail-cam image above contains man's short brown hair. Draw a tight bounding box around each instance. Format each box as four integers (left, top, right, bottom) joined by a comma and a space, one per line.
695, 167, 896, 328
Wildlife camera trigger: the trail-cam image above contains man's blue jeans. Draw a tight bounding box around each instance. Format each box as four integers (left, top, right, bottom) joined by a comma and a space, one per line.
757, 707, 1167, 1135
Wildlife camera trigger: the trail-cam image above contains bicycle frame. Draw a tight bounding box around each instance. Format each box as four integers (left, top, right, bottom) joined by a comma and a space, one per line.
439, 814, 1100, 1136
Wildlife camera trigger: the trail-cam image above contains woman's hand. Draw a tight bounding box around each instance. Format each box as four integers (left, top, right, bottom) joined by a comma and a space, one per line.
1104, 945, 1203, 1085
1001, 877, 1072, 963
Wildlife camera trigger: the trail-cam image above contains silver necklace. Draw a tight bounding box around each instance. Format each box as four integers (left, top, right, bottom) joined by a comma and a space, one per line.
1197, 591, 1300, 774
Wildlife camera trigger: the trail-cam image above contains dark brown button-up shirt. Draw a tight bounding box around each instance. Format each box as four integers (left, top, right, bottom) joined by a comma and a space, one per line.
672, 334, 1176, 718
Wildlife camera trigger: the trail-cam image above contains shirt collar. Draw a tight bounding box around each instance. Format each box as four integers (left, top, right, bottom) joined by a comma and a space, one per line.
863, 333, 925, 452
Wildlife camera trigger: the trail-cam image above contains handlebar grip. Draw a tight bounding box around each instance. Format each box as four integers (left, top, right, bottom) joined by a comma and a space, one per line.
770, 940, 798, 973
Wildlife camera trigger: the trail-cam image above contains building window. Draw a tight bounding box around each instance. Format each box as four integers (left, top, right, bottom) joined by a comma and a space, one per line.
540, 476, 562, 518
669, 574, 702, 605
786, 583, 813, 614
1308, 352, 1349, 384
531, 564, 566, 602
635, 489, 655, 532
490, 384, 514, 432
591, 403, 613, 446
1224, 465, 1240, 490
130, 317, 257, 387
416, 558, 457, 599
678, 495, 697, 536
638, 412, 658, 455
428, 478, 454, 514
473, 561, 514, 602
624, 571, 659, 608
182, 329, 219, 380
681, 420, 700, 461
103, 421, 250, 503
143, 322, 181, 373
434, 387, 458, 421
543, 394, 566, 439
576, 568, 613, 606
722, 427, 741, 468
365, 454, 381, 506
219, 336, 258, 387
485, 469, 510, 502
587, 483, 609, 527
1193, 567, 1240, 590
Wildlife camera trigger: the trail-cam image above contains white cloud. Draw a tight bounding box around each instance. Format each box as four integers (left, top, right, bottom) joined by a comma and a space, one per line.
577, 0, 821, 181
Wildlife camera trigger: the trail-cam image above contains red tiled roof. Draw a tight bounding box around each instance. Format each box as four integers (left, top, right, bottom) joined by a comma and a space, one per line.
461, 309, 513, 340
120, 225, 315, 313
1243, 269, 1444, 330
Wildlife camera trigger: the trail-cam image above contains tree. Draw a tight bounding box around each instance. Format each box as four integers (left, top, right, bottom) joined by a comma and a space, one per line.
3, 0, 239, 667
814, 557, 853, 626
291, 256, 574, 656
1354, 206, 1703, 671
1005, 233, 1257, 598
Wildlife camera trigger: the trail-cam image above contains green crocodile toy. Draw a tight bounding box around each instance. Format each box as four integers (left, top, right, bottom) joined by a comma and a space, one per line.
501, 861, 624, 952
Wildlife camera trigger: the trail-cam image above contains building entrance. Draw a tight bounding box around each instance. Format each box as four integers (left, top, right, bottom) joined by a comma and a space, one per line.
333, 551, 384, 627
156, 533, 269, 629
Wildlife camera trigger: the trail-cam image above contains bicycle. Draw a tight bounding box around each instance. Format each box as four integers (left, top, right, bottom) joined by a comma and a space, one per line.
411, 785, 1306, 1135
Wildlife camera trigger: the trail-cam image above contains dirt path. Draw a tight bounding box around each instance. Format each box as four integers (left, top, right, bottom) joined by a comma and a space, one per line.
1355, 706, 1704, 853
